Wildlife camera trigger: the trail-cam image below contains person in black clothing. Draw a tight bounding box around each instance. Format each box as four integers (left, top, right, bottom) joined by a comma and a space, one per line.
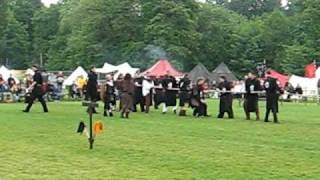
264, 74, 281, 123
7, 74, 16, 89
23, 65, 48, 113
162, 75, 178, 114
295, 84, 303, 95
244, 73, 261, 120
190, 79, 208, 117
217, 76, 234, 119
153, 77, 164, 109
133, 75, 145, 112
101, 74, 116, 117
178, 74, 191, 116
86, 66, 98, 113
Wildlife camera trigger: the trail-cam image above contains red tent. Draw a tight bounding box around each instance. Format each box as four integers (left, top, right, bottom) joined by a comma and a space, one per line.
143, 59, 183, 77
304, 63, 317, 78
265, 70, 289, 88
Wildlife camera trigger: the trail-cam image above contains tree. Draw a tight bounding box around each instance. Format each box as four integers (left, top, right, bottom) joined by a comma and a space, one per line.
0, 10, 30, 68
143, 0, 201, 70
32, 5, 60, 67
226, 0, 281, 18
194, 4, 244, 71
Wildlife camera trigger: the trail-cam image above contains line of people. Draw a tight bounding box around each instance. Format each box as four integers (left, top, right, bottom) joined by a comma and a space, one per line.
87, 66, 282, 123
22, 65, 282, 123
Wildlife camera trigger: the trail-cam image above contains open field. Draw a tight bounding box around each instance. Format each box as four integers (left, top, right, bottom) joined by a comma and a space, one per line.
0, 101, 319, 179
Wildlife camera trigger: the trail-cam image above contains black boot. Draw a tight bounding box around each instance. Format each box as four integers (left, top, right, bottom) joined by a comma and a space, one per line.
109, 112, 113, 117
104, 111, 107, 117
120, 112, 125, 118
179, 110, 186, 116
273, 113, 279, 123
125, 112, 129, 119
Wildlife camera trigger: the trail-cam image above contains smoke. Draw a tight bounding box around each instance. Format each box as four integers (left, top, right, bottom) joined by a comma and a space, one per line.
144, 45, 168, 60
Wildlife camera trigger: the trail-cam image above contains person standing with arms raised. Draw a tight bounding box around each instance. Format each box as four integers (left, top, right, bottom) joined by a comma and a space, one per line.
23, 65, 48, 113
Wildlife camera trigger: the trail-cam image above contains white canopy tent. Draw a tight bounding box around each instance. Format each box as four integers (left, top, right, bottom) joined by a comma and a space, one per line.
316, 67, 320, 79
288, 75, 318, 96
96, 62, 117, 74
113, 62, 139, 79
63, 66, 88, 86
0, 65, 20, 83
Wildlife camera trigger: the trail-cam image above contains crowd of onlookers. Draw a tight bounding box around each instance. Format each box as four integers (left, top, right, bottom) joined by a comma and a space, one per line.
0, 71, 88, 103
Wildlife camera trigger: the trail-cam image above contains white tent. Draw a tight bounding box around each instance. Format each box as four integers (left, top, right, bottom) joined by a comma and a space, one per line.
63, 66, 88, 86
114, 62, 139, 79
288, 75, 318, 96
0, 65, 20, 83
316, 67, 320, 79
96, 62, 117, 74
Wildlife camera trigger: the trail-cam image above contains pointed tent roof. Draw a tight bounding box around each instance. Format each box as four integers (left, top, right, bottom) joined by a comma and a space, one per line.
211, 63, 238, 82
143, 59, 183, 77
96, 62, 117, 74
113, 62, 139, 79
63, 66, 88, 86
189, 63, 214, 83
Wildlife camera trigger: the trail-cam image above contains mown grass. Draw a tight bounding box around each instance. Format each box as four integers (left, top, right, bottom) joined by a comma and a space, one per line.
0, 100, 319, 179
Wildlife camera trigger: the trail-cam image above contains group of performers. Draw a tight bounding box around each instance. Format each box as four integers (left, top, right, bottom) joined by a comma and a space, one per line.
23, 65, 282, 123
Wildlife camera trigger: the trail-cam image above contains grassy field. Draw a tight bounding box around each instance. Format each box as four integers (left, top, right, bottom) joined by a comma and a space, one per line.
0, 100, 319, 179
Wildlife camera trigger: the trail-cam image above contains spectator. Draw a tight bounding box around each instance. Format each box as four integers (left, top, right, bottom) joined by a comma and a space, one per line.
0, 74, 7, 92
7, 74, 16, 88
295, 84, 303, 95
56, 71, 64, 100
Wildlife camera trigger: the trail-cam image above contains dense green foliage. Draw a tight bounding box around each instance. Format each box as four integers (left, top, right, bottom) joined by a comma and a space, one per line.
0, 101, 320, 179
0, 0, 320, 75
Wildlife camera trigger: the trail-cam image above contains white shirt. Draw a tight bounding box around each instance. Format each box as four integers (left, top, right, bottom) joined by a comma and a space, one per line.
142, 80, 154, 96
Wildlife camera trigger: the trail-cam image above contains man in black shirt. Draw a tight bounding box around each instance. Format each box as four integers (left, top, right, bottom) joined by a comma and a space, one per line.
217, 76, 234, 119
244, 73, 261, 120
178, 74, 191, 116
264, 75, 281, 123
23, 65, 48, 113
162, 75, 178, 114
133, 75, 145, 112
86, 66, 98, 113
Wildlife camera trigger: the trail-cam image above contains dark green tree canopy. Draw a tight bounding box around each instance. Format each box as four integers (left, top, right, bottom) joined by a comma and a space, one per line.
0, 0, 319, 77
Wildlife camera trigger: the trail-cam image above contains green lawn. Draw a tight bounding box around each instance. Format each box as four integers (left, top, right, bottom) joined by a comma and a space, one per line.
0, 101, 319, 179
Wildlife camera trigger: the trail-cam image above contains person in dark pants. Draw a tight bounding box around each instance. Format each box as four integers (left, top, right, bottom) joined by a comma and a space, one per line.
101, 74, 116, 117
153, 77, 164, 109
244, 72, 261, 120
264, 74, 281, 123
178, 74, 191, 116
190, 79, 208, 117
23, 65, 48, 113
133, 75, 145, 112
162, 75, 178, 114
86, 66, 98, 113
217, 76, 234, 119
